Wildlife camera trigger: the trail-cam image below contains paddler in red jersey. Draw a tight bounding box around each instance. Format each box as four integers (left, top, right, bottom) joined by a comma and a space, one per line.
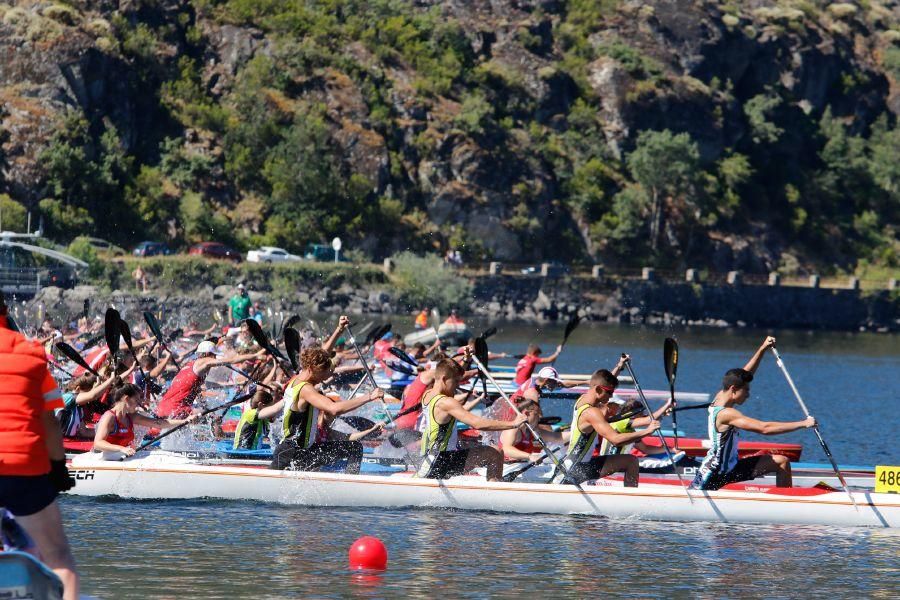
156, 340, 263, 418
499, 397, 569, 462
0, 292, 80, 599
93, 384, 197, 458
691, 336, 816, 490
514, 343, 563, 385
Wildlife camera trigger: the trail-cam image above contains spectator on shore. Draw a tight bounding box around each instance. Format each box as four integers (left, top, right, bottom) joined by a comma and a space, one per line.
228, 283, 251, 326
132, 266, 148, 293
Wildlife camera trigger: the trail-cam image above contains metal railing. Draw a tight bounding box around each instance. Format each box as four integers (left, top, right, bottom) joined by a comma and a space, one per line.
0, 267, 41, 295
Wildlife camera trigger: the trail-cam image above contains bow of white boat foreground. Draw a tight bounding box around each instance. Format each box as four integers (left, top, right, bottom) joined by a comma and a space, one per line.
66, 452, 898, 529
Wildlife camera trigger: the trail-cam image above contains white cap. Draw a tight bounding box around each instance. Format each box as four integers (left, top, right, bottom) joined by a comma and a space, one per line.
536, 366, 563, 384
237, 283, 245, 290
197, 340, 220, 355
608, 396, 627, 405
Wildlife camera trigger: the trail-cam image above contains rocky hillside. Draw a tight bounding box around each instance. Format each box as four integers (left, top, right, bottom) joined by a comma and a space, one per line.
1, 0, 899, 274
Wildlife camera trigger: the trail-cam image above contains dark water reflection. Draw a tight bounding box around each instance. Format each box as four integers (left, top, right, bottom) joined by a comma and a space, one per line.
63, 323, 900, 597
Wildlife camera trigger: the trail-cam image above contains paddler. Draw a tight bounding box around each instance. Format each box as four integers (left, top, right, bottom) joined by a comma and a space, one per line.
691, 336, 816, 490
269, 346, 386, 473
514, 343, 563, 385
232, 388, 276, 450
550, 367, 660, 486
93, 384, 197, 457
0, 292, 80, 600
414, 308, 429, 330
509, 366, 580, 408
155, 340, 262, 419
600, 396, 684, 466
499, 398, 569, 463
416, 357, 527, 481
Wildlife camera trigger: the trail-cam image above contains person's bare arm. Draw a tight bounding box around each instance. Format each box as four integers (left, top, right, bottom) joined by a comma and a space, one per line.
442, 398, 526, 431
133, 413, 195, 429
92, 413, 128, 453
303, 385, 383, 417
257, 398, 285, 420
149, 353, 171, 378
719, 407, 814, 435
611, 354, 629, 377
322, 316, 350, 353
539, 346, 562, 364
500, 429, 534, 461
743, 336, 776, 374
75, 373, 120, 405
348, 421, 384, 442
631, 398, 674, 427
585, 408, 659, 446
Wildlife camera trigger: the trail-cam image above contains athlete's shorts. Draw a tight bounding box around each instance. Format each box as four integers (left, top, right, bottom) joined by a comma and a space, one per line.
0, 475, 58, 517
558, 456, 614, 485
421, 449, 471, 479
691, 455, 768, 490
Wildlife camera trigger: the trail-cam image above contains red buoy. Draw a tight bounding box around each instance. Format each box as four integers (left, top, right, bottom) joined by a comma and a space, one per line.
348, 536, 388, 570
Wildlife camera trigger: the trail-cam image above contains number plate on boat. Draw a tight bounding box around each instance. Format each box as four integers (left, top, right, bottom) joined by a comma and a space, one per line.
875, 466, 900, 493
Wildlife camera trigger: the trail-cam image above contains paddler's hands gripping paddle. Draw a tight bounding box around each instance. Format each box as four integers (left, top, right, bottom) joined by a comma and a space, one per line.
621, 354, 694, 504
345, 322, 395, 427
664, 337, 679, 449
144, 311, 181, 369
770, 346, 858, 511
469, 353, 586, 492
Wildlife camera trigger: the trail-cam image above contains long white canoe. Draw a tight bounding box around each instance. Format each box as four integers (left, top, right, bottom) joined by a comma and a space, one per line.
67, 453, 898, 528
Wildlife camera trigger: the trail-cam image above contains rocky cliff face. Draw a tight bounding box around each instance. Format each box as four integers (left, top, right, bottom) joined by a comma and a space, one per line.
1, 0, 898, 272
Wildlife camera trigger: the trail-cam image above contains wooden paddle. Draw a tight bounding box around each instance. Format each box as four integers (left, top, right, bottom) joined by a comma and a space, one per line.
771, 346, 858, 510
621, 355, 693, 503
664, 337, 679, 449
55, 341, 100, 377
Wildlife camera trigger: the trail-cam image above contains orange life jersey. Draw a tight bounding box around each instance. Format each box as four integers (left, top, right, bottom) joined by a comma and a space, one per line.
0, 316, 64, 476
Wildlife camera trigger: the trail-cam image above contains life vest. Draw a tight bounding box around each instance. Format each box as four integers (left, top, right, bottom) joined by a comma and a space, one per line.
414, 312, 428, 329
100, 410, 134, 448
0, 319, 64, 476
156, 361, 203, 418
394, 374, 428, 430
281, 378, 319, 448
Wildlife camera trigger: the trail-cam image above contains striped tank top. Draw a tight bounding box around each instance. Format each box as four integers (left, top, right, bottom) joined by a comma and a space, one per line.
692, 406, 739, 489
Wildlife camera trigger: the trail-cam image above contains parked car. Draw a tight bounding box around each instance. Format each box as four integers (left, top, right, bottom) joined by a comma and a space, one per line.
85, 237, 126, 256
304, 243, 347, 262
246, 246, 303, 263
188, 242, 242, 262
133, 241, 172, 257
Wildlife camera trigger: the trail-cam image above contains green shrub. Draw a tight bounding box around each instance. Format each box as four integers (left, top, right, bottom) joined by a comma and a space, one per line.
389, 252, 472, 312
67, 236, 103, 278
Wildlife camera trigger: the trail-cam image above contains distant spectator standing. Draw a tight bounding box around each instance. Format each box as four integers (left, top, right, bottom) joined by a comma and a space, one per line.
414, 308, 429, 330
228, 283, 251, 326
132, 266, 148, 293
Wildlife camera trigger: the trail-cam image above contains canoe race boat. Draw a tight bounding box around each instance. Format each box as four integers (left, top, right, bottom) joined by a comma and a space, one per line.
66, 452, 898, 528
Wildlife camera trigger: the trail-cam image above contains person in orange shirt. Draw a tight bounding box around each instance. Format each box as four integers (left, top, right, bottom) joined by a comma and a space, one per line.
414, 308, 429, 330
0, 293, 79, 599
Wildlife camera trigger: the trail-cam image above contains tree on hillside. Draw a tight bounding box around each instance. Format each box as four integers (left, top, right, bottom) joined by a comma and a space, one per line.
626, 130, 699, 251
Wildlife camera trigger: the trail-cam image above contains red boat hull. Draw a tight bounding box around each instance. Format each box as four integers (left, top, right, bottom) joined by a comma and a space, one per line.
641, 436, 803, 461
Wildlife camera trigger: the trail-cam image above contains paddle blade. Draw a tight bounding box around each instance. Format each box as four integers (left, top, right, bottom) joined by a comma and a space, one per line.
474, 336, 489, 369
56, 341, 99, 377
104, 308, 121, 355
284, 327, 301, 371
143, 311, 165, 344
664, 337, 679, 386
480, 326, 498, 340
388, 346, 418, 366
245, 317, 287, 362
561, 314, 582, 347
168, 328, 183, 343
119, 317, 134, 352
389, 362, 416, 376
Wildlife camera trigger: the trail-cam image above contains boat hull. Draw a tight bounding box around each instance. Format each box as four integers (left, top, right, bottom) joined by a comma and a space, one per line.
65, 455, 898, 528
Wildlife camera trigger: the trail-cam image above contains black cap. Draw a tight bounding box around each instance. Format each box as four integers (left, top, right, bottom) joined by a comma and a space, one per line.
722, 368, 753, 390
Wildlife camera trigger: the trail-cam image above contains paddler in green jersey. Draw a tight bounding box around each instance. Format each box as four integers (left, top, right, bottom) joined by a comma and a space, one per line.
416, 355, 527, 481
599, 396, 675, 457
233, 389, 276, 450
550, 367, 660, 486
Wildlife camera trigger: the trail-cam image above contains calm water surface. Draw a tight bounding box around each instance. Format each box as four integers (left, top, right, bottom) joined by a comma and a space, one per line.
62, 323, 900, 598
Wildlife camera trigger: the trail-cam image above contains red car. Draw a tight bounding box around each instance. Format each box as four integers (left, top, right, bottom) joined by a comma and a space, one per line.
188, 242, 242, 262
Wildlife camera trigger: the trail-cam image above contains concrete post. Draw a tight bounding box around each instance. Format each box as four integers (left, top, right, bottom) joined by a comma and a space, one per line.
848, 277, 860, 290
641, 267, 655, 281
540, 263, 550, 277
685, 269, 698, 283
809, 274, 820, 288
382, 258, 394, 274
727, 271, 741, 285
591, 265, 604, 279
888, 278, 898, 291
768, 272, 781, 286
489, 262, 503, 276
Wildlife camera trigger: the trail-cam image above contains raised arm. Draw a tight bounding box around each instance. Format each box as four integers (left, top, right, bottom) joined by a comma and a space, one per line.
149, 352, 172, 378
743, 336, 776, 374
719, 407, 814, 435
610, 354, 629, 377
631, 398, 674, 427
75, 372, 122, 405
539, 345, 562, 364
302, 384, 383, 417
322, 316, 350, 353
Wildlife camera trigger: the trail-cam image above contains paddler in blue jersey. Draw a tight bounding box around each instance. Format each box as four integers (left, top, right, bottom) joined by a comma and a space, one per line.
550, 368, 660, 486
417, 356, 527, 481
691, 336, 816, 490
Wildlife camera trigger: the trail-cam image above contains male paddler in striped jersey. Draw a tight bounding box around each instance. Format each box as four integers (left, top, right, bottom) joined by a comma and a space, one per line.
551, 362, 660, 486
691, 336, 816, 490
417, 356, 527, 481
